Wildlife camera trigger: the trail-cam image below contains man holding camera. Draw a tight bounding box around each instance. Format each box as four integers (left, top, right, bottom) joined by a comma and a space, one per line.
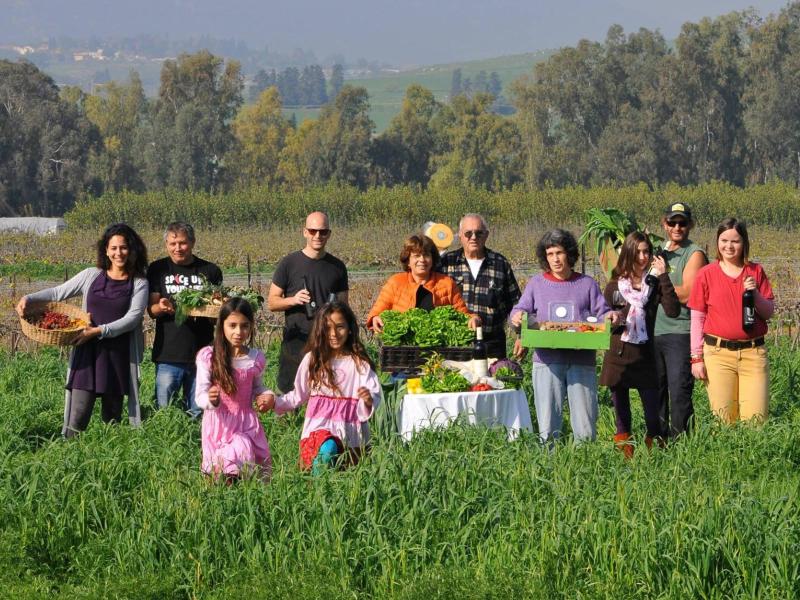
268, 211, 348, 392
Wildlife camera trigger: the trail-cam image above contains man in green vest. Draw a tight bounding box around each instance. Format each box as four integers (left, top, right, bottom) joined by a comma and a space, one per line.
654, 202, 707, 437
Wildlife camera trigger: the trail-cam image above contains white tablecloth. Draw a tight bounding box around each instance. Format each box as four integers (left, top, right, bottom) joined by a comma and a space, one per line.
398, 389, 533, 441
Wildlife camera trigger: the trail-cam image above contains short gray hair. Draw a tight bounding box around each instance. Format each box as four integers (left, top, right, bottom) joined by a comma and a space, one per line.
459, 213, 488, 233
536, 228, 579, 271
164, 221, 195, 243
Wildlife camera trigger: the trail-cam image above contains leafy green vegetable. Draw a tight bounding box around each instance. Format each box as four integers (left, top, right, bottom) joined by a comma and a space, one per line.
172, 279, 264, 326
379, 306, 473, 347
489, 359, 523, 377
419, 352, 471, 393
422, 370, 471, 394
380, 310, 409, 346
577, 207, 637, 257
493, 367, 518, 378
493, 367, 522, 389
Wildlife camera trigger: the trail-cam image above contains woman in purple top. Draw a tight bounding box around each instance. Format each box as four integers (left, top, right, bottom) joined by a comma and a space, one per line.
17, 224, 149, 437
511, 229, 615, 443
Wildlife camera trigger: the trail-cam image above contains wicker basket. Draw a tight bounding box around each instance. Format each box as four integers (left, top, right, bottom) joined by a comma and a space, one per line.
379, 345, 474, 376
187, 304, 222, 319
20, 301, 91, 346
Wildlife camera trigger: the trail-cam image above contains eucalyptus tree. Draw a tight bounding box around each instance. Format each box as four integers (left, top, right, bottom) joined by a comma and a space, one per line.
136, 50, 243, 192
0, 60, 100, 215
742, 3, 800, 185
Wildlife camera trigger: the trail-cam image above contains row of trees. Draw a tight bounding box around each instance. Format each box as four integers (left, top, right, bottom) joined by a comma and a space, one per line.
4, 4, 800, 216
450, 68, 503, 100
1, 49, 520, 215
249, 64, 343, 106
512, 4, 800, 187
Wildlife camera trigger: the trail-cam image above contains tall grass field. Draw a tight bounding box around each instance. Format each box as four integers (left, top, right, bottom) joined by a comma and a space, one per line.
0, 339, 798, 598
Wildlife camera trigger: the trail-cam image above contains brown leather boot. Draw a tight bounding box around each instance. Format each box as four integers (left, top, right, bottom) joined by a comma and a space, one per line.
614, 433, 634, 459
644, 436, 666, 450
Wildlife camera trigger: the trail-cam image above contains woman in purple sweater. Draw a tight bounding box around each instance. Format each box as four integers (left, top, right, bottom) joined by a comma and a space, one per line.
511, 229, 615, 443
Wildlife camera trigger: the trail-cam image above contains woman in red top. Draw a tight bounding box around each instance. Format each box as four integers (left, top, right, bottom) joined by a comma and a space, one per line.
688, 218, 774, 423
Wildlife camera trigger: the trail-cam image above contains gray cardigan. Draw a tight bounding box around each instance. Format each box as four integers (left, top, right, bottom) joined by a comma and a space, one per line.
25, 267, 149, 433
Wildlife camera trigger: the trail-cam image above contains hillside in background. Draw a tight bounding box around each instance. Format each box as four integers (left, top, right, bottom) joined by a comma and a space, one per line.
284, 50, 553, 131
30, 49, 552, 132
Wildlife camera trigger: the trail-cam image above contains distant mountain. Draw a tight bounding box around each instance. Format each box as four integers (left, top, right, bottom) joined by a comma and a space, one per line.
0, 0, 786, 65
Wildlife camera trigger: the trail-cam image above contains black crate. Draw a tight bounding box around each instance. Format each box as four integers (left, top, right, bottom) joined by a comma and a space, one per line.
379, 345, 473, 375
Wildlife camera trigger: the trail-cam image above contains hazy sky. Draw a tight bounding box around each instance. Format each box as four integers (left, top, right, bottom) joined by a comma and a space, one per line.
0, 0, 791, 64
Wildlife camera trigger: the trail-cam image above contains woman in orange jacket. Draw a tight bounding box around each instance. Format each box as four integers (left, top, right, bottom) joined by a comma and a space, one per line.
367, 234, 480, 331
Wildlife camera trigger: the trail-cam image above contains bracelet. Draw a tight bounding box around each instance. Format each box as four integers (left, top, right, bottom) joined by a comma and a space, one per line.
690, 357, 704, 364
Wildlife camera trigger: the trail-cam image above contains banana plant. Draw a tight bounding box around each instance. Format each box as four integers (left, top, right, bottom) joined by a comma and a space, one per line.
578, 208, 662, 278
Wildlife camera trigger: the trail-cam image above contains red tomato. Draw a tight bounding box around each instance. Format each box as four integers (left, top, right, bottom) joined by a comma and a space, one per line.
471, 383, 492, 392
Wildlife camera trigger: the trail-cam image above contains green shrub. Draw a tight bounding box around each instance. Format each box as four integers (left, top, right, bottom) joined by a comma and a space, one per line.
64, 181, 800, 229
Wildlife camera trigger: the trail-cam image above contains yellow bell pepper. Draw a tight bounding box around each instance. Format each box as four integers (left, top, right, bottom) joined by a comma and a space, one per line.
406, 378, 423, 394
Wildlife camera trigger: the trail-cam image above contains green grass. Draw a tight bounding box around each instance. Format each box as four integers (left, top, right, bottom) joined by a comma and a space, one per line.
0, 341, 798, 597
0, 261, 93, 281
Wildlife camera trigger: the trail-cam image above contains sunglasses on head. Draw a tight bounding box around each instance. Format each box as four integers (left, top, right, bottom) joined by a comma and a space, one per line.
666, 220, 687, 228
463, 230, 486, 239
306, 228, 331, 237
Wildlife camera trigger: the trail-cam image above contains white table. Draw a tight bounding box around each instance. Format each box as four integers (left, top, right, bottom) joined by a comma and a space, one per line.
397, 389, 533, 441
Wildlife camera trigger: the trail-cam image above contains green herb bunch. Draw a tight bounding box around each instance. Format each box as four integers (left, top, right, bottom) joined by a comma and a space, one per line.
172, 280, 264, 326
419, 352, 471, 393
493, 366, 521, 389
379, 306, 473, 347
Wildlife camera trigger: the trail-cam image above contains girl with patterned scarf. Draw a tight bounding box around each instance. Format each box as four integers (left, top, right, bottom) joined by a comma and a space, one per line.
599, 232, 681, 457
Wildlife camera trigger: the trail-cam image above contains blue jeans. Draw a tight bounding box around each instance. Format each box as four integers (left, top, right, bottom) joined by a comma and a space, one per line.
155, 362, 199, 417
532, 362, 598, 443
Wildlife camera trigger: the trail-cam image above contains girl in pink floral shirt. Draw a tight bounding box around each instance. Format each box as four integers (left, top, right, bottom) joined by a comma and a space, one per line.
276, 301, 382, 472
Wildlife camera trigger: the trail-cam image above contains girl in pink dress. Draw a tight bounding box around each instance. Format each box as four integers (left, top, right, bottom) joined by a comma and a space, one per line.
276, 301, 382, 472
195, 298, 275, 481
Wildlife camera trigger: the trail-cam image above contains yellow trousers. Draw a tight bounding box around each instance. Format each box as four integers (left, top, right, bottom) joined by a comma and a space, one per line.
703, 343, 768, 424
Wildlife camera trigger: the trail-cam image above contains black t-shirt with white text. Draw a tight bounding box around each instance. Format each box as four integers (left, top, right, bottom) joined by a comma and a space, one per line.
147, 256, 223, 364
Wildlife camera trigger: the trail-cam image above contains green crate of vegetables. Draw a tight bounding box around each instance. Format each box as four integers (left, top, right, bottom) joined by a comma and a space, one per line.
520, 313, 612, 351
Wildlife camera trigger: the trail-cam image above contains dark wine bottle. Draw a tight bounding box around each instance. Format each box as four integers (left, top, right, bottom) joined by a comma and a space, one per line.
646, 246, 664, 286
472, 326, 488, 378
302, 276, 316, 319
742, 288, 755, 330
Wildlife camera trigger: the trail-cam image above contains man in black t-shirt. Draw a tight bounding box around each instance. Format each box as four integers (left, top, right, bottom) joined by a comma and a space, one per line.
268, 211, 349, 392
147, 222, 223, 416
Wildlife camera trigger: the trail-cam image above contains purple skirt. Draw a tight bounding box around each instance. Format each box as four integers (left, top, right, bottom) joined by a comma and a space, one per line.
67, 271, 132, 395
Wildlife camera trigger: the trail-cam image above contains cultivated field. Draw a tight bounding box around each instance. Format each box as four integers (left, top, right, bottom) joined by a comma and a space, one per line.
1, 340, 799, 597
2, 214, 800, 597
3, 222, 800, 347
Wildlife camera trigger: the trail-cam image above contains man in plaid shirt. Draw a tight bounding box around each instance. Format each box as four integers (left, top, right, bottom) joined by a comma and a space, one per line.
439, 214, 521, 358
